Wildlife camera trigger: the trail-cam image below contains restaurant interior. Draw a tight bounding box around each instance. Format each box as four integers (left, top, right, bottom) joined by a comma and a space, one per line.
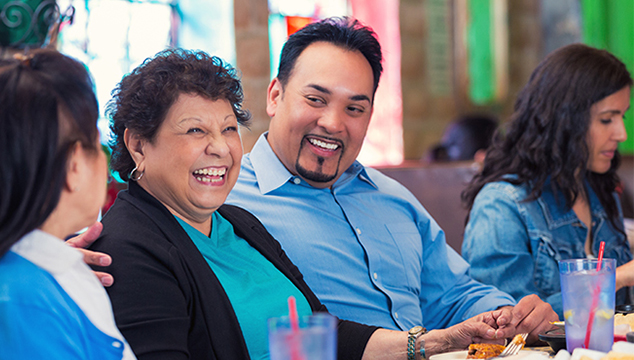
1, 0, 632, 253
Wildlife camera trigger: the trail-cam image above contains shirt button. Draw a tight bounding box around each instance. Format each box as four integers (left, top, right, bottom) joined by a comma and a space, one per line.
112, 341, 122, 348
395, 312, 399, 319
356, 228, 362, 235
373, 272, 378, 280
293, 178, 301, 185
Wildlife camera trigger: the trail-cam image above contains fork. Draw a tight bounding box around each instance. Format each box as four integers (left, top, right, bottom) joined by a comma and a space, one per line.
497, 333, 528, 358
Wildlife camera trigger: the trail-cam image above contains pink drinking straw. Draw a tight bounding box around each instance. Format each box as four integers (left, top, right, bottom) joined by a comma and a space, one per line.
287, 296, 305, 360
583, 241, 605, 349
288, 296, 300, 332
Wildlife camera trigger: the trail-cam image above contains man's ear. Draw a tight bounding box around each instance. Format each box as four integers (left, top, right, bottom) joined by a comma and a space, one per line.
124, 128, 146, 171
266, 78, 282, 118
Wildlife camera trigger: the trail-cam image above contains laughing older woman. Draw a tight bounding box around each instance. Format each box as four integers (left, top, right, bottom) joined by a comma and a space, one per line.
90, 49, 515, 360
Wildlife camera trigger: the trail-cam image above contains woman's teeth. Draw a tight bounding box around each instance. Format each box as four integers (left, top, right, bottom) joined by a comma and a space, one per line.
193, 168, 226, 182
193, 168, 226, 176
309, 138, 339, 150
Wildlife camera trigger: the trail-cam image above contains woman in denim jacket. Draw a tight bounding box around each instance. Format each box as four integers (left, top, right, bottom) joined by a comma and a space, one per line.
461, 44, 634, 320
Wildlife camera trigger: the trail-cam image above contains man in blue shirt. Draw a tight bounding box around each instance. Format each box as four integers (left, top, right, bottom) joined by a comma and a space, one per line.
226, 16, 558, 344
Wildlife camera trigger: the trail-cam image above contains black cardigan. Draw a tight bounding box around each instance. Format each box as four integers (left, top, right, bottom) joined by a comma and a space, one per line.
90, 182, 378, 360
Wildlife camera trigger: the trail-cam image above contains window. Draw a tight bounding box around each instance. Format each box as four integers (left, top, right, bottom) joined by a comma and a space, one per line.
57, 0, 175, 141
56, 0, 235, 144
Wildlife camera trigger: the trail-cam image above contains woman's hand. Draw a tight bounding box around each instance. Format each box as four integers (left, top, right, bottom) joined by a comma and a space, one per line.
422, 314, 512, 356
65, 222, 114, 286
361, 313, 513, 360
616, 260, 634, 291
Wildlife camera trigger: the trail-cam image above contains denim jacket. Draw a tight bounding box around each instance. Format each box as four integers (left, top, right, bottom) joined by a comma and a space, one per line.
462, 179, 632, 319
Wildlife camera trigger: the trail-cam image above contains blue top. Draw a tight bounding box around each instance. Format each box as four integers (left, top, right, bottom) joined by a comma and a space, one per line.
462, 179, 632, 319
0, 231, 133, 360
175, 212, 312, 360
226, 133, 515, 331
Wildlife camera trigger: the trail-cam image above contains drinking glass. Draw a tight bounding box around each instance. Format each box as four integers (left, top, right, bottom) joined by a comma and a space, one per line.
268, 313, 337, 360
559, 258, 616, 352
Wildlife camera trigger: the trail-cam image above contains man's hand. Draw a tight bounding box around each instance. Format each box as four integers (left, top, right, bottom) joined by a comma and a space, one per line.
66, 222, 113, 287
500, 294, 558, 344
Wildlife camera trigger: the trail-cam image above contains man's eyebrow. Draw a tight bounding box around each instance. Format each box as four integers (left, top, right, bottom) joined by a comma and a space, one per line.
350, 94, 371, 103
307, 84, 371, 103
307, 84, 330, 94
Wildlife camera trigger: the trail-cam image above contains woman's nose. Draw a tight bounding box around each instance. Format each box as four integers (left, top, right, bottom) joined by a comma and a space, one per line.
206, 135, 230, 156
614, 117, 628, 143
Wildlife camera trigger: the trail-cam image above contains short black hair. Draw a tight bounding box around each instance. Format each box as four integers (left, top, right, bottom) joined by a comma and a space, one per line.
430, 114, 499, 162
108, 48, 251, 181
0, 50, 99, 256
276, 16, 383, 97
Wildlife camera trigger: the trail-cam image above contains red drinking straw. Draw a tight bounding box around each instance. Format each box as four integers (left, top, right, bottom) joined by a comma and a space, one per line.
288, 296, 305, 360
288, 296, 300, 332
583, 241, 605, 349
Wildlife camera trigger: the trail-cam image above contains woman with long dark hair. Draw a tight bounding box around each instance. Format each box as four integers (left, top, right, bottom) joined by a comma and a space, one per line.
461, 43, 633, 319
0, 50, 135, 359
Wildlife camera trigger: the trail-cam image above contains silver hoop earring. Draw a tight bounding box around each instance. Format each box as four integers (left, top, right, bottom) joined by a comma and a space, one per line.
129, 166, 144, 181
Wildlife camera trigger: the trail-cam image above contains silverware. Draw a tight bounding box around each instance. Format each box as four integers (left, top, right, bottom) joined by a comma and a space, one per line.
494, 333, 528, 358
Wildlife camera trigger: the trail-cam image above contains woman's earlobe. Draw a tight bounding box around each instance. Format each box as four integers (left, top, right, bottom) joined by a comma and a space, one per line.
64, 142, 83, 192
124, 129, 145, 162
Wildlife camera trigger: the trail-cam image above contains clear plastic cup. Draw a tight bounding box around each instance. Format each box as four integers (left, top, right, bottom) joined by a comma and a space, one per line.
559, 258, 616, 352
268, 313, 337, 360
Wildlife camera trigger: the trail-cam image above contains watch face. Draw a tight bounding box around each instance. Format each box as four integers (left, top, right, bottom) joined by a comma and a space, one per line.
409, 326, 424, 335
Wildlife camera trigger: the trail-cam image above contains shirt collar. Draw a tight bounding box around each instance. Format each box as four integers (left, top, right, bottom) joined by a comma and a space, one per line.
539, 177, 607, 223
11, 229, 83, 274
249, 132, 377, 193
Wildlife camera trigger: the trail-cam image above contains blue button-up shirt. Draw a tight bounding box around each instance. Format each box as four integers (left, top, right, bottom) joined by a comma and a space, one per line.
227, 133, 515, 330
462, 179, 632, 319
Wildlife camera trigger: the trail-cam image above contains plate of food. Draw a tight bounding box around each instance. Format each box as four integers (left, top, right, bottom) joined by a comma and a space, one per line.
428, 350, 546, 360
429, 344, 547, 360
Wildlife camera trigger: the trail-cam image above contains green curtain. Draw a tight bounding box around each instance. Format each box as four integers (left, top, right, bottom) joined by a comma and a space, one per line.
467, 0, 494, 104
582, 0, 634, 154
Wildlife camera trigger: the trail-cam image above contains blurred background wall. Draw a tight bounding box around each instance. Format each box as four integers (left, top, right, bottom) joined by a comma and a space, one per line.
1, 0, 632, 165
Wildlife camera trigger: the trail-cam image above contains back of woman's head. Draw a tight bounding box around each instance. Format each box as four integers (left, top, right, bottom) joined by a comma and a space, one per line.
463, 44, 632, 213
0, 50, 99, 257
107, 48, 250, 181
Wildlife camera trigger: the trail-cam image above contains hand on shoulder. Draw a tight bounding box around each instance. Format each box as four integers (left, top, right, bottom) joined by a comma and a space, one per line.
65, 222, 114, 287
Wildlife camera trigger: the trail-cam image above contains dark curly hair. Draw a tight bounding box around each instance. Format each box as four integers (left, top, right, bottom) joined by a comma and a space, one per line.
277, 16, 383, 99
462, 44, 632, 231
108, 48, 251, 181
0, 49, 99, 256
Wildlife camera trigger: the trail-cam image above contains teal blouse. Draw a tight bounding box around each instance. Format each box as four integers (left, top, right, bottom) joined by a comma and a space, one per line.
175, 212, 312, 360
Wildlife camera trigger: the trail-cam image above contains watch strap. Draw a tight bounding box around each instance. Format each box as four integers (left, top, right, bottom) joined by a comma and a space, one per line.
407, 326, 426, 360
407, 333, 417, 360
